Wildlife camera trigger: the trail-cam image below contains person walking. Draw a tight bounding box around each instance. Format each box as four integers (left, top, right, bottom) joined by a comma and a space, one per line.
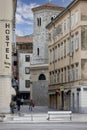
29, 99, 35, 111
16, 98, 21, 111
10, 100, 16, 114
21, 98, 24, 106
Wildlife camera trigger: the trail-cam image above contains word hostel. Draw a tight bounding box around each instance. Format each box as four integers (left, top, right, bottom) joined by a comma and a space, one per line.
5, 23, 10, 60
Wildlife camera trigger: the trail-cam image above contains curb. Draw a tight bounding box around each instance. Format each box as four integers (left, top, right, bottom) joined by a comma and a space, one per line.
1, 121, 87, 124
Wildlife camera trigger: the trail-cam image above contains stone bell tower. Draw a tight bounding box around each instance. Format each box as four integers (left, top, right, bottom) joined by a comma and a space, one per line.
30, 3, 64, 106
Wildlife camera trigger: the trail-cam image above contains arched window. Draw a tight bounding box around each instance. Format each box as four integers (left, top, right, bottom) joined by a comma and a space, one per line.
37, 17, 41, 26
38, 74, 46, 80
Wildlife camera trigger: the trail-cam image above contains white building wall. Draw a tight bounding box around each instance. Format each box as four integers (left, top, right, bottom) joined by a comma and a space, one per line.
0, 0, 16, 113
18, 53, 31, 92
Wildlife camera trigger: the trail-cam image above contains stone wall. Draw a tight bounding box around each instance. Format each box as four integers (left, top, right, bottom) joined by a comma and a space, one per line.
32, 81, 48, 106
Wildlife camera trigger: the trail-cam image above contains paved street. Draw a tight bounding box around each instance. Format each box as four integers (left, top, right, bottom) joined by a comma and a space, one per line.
0, 123, 87, 130
1, 105, 87, 124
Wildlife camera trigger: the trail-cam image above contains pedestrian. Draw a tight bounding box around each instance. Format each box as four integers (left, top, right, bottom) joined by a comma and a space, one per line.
16, 98, 21, 111
10, 99, 16, 114
29, 99, 35, 111
21, 98, 24, 106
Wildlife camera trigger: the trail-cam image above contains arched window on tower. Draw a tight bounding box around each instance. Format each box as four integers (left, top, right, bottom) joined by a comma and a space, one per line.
40, 17, 41, 26
37, 18, 39, 26
38, 74, 46, 80
37, 17, 41, 26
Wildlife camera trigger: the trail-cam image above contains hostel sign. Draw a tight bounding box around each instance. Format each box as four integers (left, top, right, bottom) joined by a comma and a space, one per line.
4, 22, 11, 69
0, 21, 12, 72
5, 23, 10, 60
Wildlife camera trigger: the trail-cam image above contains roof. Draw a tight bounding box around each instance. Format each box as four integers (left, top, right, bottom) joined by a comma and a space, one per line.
32, 3, 64, 12
16, 36, 33, 43
46, 0, 85, 29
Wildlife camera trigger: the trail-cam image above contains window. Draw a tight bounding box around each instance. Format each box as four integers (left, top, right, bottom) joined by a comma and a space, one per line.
57, 70, 60, 83
54, 71, 56, 83
64, 20, 66, 32
14, 61, 17, 66
48, 33, 51, 41
52, 48, 55, 62
76, 63, 78, 80
50, 50, 52, 64
67, 17, 70, 32
51, 15, 56, 21
55, 71, 57, 83
25, 80, 30, 88
37, 48, 39, 56
25, 55, 30, 62
61, 69, 63, 83
23, 45, 26, 50
75, 11, 79, 24
74, 33, 79, 51
68, 66, 70, 82
49, 72, 51, 83
66, 38, 70, 55
75, 34, 79, 50
64, 41, 66, 57
37, 18, 39, 26
71, 65, 74, 81
71, 36, 74, 53
61, 43, 63, 58
55, 46, 57, 61
25, 67, 30, 74
51, 49, 53, 63
64, 68, 66, 82
71, 14, 74, 27
37, 17, 41, 26
52, 72, 54, 83
58, 44, 60, 60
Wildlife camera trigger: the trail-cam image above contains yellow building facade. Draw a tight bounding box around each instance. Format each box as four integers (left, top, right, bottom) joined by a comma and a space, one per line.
47, 0, 87, 113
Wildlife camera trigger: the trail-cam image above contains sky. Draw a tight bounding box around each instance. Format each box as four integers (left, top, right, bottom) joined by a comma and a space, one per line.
16, 0, 73, 36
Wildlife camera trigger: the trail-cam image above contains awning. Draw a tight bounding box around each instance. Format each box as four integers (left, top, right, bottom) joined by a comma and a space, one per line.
11, 87, 16, 95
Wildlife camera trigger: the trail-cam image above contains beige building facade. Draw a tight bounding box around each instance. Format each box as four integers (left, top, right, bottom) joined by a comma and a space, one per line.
47, 0, 87, 113
0, 0, 17, 113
